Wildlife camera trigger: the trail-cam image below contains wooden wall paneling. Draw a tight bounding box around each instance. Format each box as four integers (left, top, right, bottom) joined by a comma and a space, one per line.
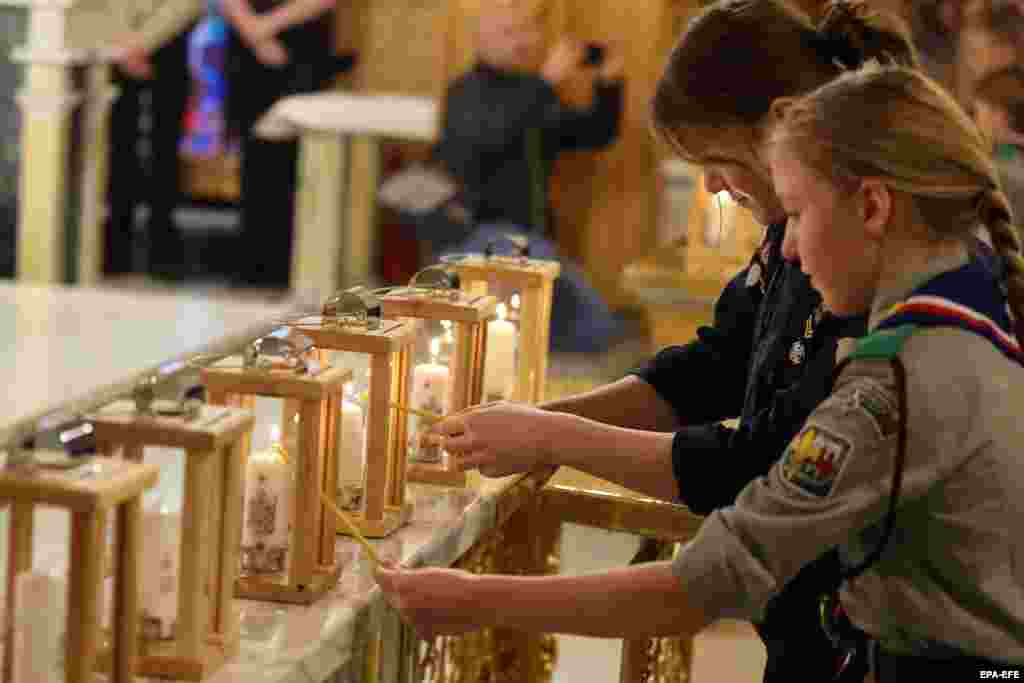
549, 0, 679, 309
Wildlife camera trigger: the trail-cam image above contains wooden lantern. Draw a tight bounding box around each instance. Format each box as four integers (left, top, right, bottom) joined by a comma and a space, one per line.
201, 329, 352, 604
288, 287, 419, 537
380, 267, 498, 487
0, 453, 159, 683
88, 390, 254, 680
442, 253, 560, 404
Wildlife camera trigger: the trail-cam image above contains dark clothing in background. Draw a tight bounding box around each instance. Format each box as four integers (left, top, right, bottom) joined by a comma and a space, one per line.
632, 221, 868, 682
427, 61, 625, 352
225, 4, 331, 288
106, 24, 195, 277
433, 61, 622, 231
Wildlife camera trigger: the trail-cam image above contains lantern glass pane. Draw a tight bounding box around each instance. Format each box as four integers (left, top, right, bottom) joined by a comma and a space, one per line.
407, 319, 452, 465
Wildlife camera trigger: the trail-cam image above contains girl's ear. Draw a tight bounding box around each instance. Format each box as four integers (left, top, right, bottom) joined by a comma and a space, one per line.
859, 178, 891, 241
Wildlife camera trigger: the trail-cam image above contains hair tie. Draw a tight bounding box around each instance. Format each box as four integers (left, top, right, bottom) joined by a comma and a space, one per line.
975, 189, 991, 221
806, 31, 861, 69
974, 184, 1002, 221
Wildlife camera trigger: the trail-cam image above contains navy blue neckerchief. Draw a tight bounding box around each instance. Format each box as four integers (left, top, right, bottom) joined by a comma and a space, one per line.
874, 257, 1024, 366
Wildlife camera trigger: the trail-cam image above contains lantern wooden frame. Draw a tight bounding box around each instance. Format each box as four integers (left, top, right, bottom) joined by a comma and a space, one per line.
379, 289, 497, 486
201, 361, 351, 604
290, 316, 419, 538
89, 403, 254, 680
444, 255, 560, 404
0, 455, 159, 683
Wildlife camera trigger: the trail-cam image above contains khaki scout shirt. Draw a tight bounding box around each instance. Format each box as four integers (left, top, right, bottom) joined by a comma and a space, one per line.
673, 252, 1024, 663
68, 0, 204, 54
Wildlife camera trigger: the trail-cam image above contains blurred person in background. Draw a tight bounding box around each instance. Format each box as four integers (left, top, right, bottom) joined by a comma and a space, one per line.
975, 64, 1024, 234
221, 0, 338, 289
428, 3, 626, 352
86, 1, 204, 280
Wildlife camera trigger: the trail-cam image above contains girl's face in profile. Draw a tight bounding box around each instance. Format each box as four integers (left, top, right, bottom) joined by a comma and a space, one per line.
695, 136, 785, 228
767, 144, 881, 316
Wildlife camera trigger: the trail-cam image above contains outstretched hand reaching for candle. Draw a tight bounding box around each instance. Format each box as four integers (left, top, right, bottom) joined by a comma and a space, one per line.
374, 562, 486, 640
422, 402, 566, 477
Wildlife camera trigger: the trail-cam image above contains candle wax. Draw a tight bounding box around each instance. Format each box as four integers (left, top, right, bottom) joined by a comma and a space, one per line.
241, 449, 294, 574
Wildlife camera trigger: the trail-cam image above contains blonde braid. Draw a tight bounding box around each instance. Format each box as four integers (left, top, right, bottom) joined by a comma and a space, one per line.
979, 186, 1024, 343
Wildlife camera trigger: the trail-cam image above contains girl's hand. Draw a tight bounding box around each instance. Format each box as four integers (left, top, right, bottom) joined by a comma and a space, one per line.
424, 402, 562, 477
374, 564, 486, 640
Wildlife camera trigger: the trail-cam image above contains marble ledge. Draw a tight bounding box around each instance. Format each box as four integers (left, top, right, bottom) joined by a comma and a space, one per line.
0, 468, 543, 683
193, 471, 536, 683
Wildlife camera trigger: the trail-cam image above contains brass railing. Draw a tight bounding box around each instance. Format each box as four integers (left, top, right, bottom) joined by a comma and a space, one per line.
382, 469, 704, 683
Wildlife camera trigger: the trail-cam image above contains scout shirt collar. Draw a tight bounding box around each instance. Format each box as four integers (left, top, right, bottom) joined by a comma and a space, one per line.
868, 249, 970, 332
868, 248, 1024, 364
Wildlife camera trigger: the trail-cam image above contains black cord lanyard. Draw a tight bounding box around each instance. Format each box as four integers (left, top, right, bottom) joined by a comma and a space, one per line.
821, 356, 909, 681
836, 355, 910, 583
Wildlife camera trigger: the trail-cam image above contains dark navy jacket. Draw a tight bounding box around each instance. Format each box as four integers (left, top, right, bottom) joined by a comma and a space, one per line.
632, 221, 866, 679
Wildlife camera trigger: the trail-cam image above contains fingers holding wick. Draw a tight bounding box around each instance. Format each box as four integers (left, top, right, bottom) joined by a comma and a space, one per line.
424, 413, 475, 464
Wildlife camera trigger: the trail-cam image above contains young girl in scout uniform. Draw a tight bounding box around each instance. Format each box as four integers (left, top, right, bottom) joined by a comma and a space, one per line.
377, 63, 1024, 679
382, 2, 919, 680
761, 63, 1024, 676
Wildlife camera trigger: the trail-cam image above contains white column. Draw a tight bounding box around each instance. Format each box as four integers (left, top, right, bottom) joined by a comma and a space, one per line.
13, 0, 84, 284
291, 132, 346, 299
342, 135, 378, 287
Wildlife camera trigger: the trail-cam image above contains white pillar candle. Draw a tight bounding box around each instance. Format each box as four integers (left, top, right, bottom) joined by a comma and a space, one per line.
12, 570, 66, 683
483, 303, 518, 402
337, 397, 366, 508
241, 448, 294, 574
408, 341, 450, 463
140, 496, 181, 640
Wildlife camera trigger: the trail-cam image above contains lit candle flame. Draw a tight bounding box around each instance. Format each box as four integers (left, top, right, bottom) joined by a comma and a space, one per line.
269, 424, 282, 444
715, 190, 736, 206
510, 294, 521, 310
431, 337, 441, 362
497, 303, 508, 321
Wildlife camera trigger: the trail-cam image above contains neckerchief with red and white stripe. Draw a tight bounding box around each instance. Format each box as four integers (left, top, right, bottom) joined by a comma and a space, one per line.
876, 258, 1024, 365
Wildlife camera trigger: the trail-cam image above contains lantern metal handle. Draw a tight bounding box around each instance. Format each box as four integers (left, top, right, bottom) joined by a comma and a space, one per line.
408, 265, 461, 299
132, 375, 205, 419
242, 329, 318, 374
322, 286, 383, 329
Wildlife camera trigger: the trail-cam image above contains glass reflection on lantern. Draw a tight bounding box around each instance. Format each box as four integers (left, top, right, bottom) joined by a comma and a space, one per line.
380, 270, 497, 486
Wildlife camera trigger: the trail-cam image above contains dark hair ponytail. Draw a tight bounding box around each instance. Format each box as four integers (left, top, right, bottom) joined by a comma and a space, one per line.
816, 0, 919, 69
651, 0, 917, 158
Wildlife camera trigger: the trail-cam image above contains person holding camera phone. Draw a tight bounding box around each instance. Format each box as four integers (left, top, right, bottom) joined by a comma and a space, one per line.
435, 9, 623, 233
428, 4, 627, 351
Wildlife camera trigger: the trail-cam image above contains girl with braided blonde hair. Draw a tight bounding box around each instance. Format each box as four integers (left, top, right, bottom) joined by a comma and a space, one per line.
761, 63, 1024, 675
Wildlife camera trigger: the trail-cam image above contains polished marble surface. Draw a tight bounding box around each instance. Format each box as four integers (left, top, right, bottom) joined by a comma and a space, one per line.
0, 373, 524, 683
0, 283, 302, 444
0, 466, 520, 683
0, 282, 639, 682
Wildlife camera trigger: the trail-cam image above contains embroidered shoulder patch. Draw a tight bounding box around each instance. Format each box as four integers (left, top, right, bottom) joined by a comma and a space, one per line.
833, 380, 900, 439
781, 426, 852, 497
